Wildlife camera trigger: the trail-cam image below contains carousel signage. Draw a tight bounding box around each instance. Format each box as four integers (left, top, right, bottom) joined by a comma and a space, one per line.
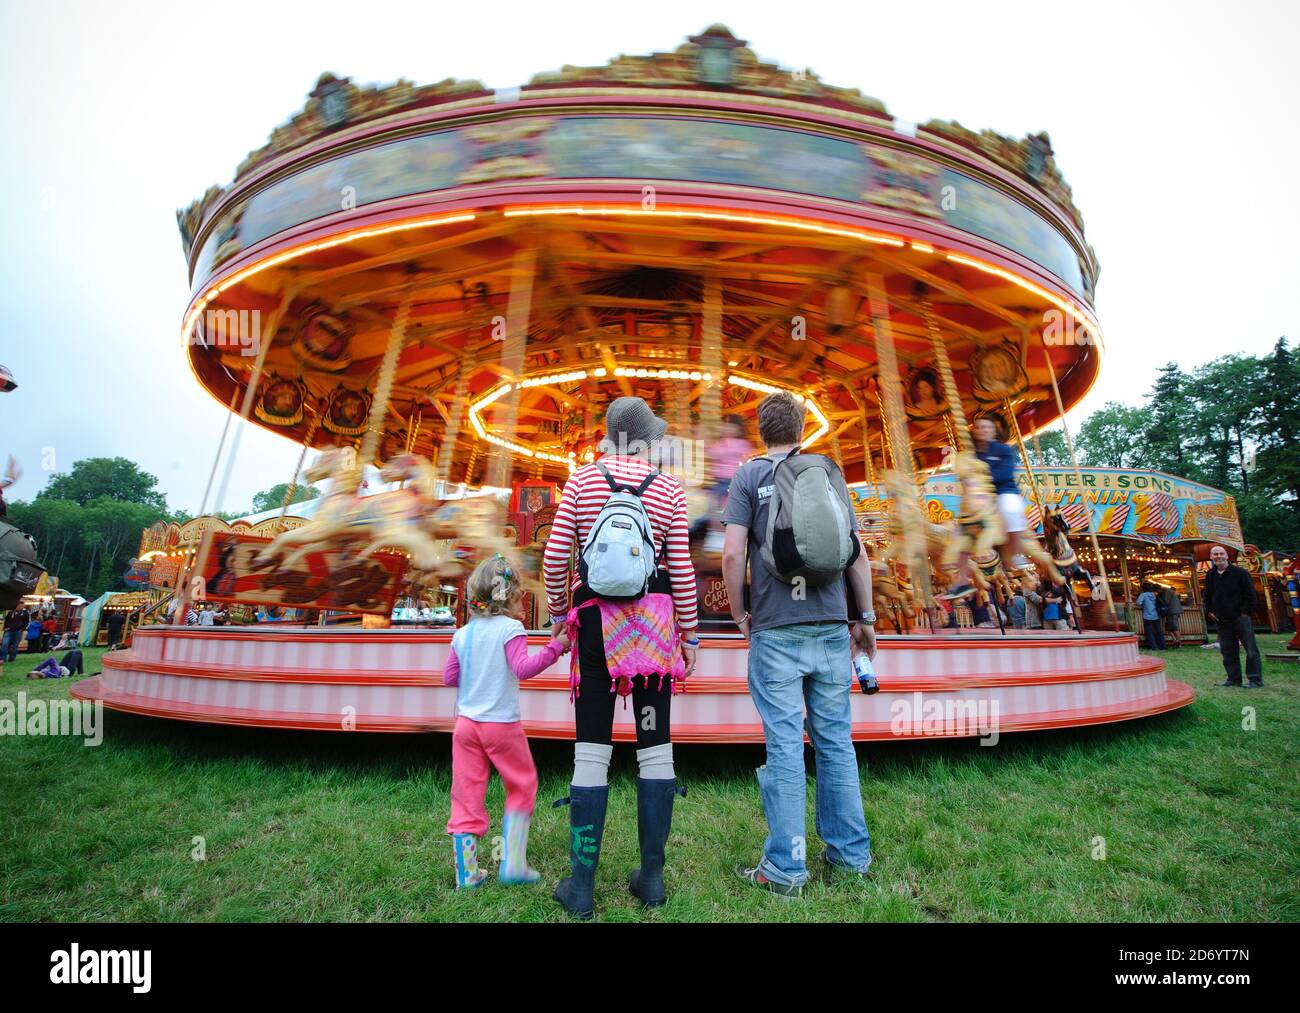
871, 467, 1245, 549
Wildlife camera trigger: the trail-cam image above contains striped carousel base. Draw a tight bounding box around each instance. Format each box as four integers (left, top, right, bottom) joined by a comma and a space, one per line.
70, 626, 1193, 742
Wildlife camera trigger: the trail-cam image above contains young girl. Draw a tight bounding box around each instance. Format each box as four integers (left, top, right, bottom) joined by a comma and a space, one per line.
443, 554, 569, 889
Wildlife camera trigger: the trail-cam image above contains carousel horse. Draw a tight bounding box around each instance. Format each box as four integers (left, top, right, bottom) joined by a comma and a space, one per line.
868, 551, 918, 630
258, 449, 527, 589
880, 470, 951, 608
1042, 508, 1092, 584
254, 448, 365, 570
357, 453, 525, 587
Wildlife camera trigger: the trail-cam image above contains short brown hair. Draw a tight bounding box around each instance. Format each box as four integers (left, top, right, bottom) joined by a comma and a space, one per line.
756, 391, 806, 447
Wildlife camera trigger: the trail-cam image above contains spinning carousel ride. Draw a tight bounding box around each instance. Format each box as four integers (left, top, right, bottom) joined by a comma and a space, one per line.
73, 26, 1193, 738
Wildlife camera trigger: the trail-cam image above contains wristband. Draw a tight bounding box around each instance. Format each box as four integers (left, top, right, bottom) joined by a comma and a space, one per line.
682, 637, 700, 647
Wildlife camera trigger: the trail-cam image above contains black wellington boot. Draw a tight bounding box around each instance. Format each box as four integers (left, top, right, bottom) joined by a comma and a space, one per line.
552, 784, 609, 920
628, 778, 685, 908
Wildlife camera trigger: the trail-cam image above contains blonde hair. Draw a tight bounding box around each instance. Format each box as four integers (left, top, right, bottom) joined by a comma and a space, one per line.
466, 553, 523, 617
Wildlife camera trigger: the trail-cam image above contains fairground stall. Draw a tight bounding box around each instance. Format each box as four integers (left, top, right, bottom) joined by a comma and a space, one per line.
80, 591, 151, 647
74, 26, 1192, 739
901, 466, 1246, 641
14, 577, 86, 645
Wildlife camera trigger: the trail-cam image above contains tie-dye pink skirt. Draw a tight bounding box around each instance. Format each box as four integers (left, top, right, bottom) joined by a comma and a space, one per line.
566, 593, 685, 699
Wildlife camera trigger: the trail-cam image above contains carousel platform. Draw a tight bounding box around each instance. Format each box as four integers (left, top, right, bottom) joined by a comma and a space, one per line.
71, 626, 1193, 742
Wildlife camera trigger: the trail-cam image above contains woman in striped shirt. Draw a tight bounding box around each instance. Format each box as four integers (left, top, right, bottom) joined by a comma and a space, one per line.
543, 396, 698, 919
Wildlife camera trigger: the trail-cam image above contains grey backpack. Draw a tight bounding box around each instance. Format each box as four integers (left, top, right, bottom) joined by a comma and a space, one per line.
759, 449, 859, 588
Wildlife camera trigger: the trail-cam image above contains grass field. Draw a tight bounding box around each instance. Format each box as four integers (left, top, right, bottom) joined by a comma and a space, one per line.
1, 636, 1297, 922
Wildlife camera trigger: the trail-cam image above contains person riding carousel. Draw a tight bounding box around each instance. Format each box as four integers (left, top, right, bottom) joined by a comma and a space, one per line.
943, 417, 1030, 602
542, 396, 698, 920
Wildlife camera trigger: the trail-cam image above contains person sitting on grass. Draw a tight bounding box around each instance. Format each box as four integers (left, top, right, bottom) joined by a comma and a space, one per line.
442, 553, 569, 889
29, 656, 68, 679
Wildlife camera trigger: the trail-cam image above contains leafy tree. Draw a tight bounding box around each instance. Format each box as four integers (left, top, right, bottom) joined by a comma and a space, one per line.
1075, 402, 1150, 468
1027, 428, 1071, 467
7, 498, 83, 581
38, 457, 167, 510
1143, 363, 1191, 475
6, 496, 166, 597
79, 498, 167, 597
251, 483, 321, 513
1184, 355, 1267, 494
1252, 337, 1300, 512
1236, 489, 1299, 553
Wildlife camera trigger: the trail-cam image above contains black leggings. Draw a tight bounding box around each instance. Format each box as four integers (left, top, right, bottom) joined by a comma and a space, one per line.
572, 581, 673, 749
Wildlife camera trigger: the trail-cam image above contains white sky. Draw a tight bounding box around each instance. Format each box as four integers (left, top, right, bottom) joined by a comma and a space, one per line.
1, 0, 1296, 513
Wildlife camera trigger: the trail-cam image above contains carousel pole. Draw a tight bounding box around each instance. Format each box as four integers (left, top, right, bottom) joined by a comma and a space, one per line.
866, 273, 934, 623
184, 292, 292, 622
359, 284, 417, 468
486, 250, 535, 490
1040, 340, 1118, 625
279, 412, 322, 521
1004, 396, 1081, 632
213, 293, 293, 515
437, 369, 472, 489
700, 276, 724, 451
920, 291, 994, 631
198, 387, 240, 518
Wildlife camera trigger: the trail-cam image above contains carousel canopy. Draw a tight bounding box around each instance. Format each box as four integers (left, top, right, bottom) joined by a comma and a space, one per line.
180, 26, 1102, 486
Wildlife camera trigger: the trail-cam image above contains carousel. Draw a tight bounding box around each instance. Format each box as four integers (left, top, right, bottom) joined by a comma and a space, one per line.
73, 27, 1193, 739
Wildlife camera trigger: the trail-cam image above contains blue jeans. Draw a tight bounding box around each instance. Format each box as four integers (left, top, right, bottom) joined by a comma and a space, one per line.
747, 622, 872, 887
1, 629, 20, 662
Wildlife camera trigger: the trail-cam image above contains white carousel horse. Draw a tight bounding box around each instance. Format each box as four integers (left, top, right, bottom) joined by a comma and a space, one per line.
254, 448, 366, 570
355, 453, 523, 587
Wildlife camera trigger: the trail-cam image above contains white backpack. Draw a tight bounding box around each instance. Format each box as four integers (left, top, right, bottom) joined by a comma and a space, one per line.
579, 463, 662, 600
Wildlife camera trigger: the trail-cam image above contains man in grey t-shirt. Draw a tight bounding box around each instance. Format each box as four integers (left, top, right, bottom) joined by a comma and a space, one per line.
721, 391, 877, 897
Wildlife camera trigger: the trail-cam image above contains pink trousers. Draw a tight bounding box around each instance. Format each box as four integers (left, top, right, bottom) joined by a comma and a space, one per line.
447, 716, 538, 836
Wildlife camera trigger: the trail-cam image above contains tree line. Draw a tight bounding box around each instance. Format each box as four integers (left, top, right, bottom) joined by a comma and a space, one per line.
1031, 338, 1298, 550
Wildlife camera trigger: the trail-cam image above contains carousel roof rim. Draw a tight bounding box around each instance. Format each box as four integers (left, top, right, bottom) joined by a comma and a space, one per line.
185, 92, 1090, 273
178, 28, 1091, 275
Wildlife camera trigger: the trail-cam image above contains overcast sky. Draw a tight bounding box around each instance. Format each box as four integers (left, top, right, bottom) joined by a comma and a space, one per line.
1, 0, 1296, 513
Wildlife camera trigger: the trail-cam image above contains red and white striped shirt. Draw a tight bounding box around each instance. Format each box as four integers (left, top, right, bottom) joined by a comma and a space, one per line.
542, 456, 698, 631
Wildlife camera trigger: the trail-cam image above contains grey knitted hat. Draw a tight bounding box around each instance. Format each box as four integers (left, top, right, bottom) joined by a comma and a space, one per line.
604, 396, 668, 452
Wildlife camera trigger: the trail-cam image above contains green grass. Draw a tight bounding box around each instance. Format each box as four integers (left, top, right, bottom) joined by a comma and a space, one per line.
1, 637, 1297, 922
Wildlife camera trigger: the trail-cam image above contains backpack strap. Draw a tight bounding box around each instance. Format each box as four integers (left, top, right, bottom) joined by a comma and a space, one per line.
633, 470, 660, 496
594, 460, 660, 496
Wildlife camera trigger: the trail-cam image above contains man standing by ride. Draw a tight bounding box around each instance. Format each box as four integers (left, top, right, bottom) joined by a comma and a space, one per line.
2, 605, 30, 662
721, 391, 876, 897
1204, 545, 1263, 688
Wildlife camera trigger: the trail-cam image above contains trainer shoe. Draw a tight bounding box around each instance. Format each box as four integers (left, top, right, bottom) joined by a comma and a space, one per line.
939, 584, 976, 601
1215, 679, 1243, 688
824, 853, 874, 879
736, 864, 803, 899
